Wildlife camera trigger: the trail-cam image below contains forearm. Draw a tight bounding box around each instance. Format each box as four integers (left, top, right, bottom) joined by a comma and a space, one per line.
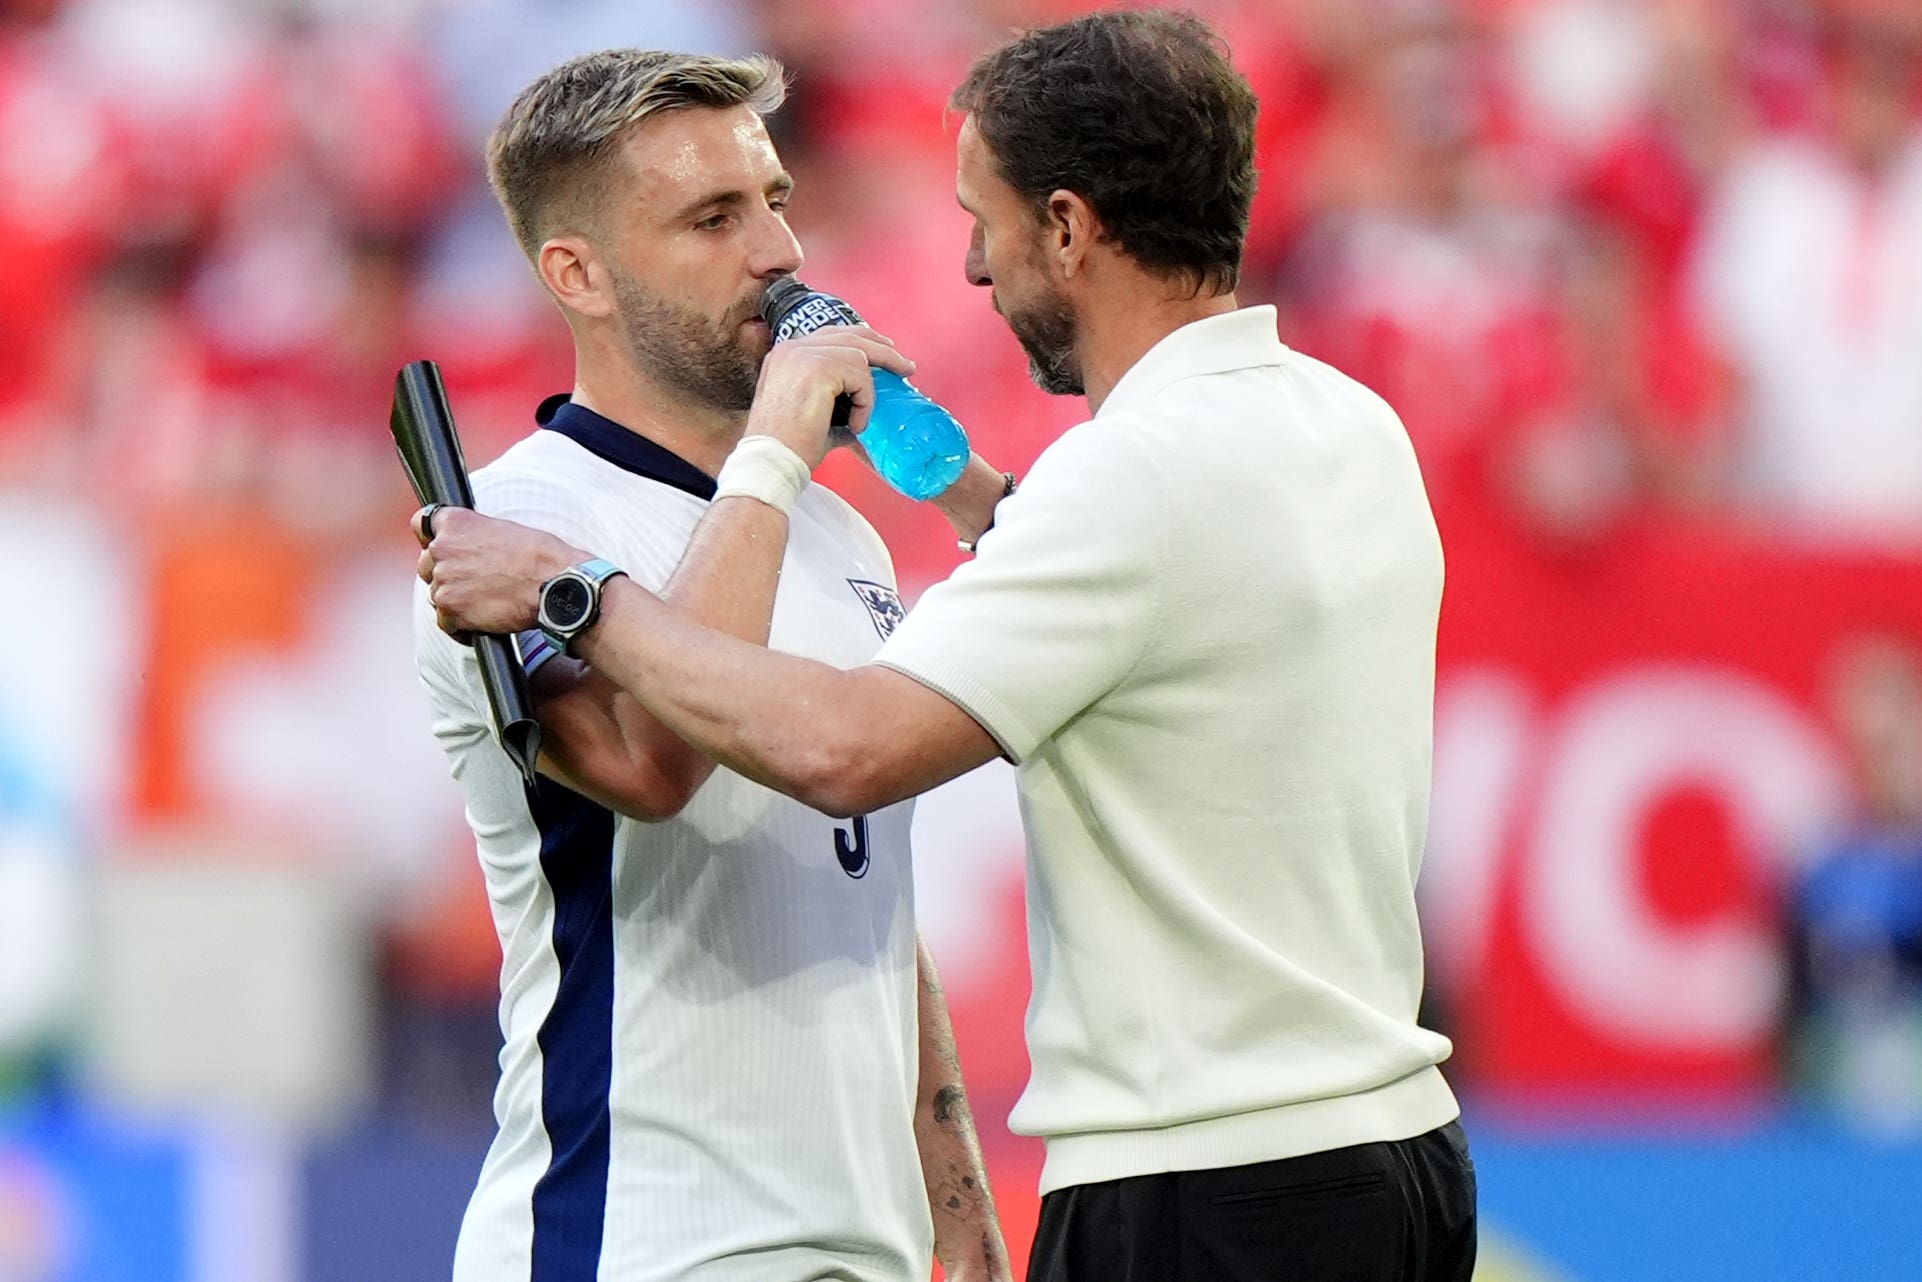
607, 495, 793, 780
531, 497, 792, 808
657, 495, 787, 641
571, 575, 1005, 815
571, 577, 884, 815
933, 454, 1013, 545
915, 938, 1009, 1282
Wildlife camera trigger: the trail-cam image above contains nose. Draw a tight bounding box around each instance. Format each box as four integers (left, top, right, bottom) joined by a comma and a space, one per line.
751, 204, 805, 280
964, 225, 990, 288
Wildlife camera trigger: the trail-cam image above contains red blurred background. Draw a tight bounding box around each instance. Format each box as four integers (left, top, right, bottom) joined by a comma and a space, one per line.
3, 1, 1922, 1279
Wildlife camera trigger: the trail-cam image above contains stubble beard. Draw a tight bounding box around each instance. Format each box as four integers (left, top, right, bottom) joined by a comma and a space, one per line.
997, 281, 1083, 398
609, 269, 764, 414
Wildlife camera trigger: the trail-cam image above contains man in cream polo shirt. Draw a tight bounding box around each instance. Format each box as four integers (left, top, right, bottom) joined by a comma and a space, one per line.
418, 11, 1475, 1280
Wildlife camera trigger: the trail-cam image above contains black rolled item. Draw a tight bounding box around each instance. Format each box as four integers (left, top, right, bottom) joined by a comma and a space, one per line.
391, 360, 543, 788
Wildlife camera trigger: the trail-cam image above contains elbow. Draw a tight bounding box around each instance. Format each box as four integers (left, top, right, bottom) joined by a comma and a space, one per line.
633, 789, 698, 824
591, 759, 707, 823
787, 732, 892, 820
602, 778, 697, 823
791, 767, 867, 821
541, 708, 713, 821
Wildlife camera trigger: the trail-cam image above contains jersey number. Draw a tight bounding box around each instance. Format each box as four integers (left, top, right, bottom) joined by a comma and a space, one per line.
835, 816, 870, 879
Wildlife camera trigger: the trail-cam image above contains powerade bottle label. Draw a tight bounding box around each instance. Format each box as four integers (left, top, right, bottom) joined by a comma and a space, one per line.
770, 290, 864, 341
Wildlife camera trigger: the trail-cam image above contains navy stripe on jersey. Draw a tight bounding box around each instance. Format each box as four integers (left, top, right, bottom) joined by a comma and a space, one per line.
527, 777, 617, 1281
537, 395, 718, 501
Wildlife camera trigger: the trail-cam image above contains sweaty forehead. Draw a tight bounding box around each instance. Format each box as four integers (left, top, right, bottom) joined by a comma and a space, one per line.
620, 106, 782, 206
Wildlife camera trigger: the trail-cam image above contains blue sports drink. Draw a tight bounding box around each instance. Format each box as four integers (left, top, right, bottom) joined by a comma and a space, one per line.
760, 276, 970, 501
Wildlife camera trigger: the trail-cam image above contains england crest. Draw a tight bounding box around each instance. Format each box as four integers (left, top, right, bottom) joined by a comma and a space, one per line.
847, 579, 906, 639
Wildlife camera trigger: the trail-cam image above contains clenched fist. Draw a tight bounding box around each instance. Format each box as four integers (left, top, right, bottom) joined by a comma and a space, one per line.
746, 324, 917, 468
414, 506, 585, 638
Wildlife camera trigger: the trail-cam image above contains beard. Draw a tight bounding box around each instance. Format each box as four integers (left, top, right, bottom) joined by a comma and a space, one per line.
997, 282, 1083, 397
609, 269, 764, 413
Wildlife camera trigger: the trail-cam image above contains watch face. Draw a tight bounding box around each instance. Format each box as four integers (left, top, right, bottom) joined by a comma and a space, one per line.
544, 576, 593, 630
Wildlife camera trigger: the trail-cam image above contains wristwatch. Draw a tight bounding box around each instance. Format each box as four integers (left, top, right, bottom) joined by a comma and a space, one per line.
538, 558, 627, 656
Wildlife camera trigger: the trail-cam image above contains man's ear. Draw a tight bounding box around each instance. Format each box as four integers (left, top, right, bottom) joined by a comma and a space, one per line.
538, 236, 614, 320
1046, 190, 1099, 279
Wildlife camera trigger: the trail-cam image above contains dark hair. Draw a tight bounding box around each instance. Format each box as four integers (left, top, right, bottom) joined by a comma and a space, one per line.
951, 9, 1258, 296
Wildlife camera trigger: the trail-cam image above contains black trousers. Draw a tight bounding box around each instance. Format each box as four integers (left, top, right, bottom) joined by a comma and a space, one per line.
1027, 1122, 1476, 1282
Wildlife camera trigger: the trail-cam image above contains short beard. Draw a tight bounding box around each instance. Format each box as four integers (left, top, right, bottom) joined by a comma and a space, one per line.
609, 269, 762, 413
999, 287, 1083, 397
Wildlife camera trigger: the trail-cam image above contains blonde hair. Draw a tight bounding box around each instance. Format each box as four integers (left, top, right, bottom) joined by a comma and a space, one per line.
487, 49, 787, 258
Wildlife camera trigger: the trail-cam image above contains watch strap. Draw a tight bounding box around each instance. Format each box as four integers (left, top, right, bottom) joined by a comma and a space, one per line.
574, 557, 624, 587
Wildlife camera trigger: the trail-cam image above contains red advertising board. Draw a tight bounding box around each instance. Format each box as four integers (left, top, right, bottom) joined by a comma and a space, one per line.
1427, 506, 1922, 1099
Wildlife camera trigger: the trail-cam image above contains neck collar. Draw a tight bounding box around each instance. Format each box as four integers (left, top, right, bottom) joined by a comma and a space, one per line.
536, 394, 717, 501
1096, 305, 1287, 418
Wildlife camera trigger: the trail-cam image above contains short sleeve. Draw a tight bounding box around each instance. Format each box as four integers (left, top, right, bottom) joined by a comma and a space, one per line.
873, 425, 1166, 762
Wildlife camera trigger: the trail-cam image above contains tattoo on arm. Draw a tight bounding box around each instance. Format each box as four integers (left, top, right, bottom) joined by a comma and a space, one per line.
916, 939, 1010, 1278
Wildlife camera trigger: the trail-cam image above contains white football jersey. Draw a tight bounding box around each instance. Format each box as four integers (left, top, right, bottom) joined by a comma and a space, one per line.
413, 399, 928, 1282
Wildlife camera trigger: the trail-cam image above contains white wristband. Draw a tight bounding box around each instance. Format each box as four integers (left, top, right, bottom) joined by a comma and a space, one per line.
713, 435, 811, 514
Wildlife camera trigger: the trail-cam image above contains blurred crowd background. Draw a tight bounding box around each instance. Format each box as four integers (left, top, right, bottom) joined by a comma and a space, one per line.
3, 0, 1922, 1278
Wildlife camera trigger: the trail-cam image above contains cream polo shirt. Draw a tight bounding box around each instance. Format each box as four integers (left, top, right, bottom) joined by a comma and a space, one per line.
875, 305, 1459, 1194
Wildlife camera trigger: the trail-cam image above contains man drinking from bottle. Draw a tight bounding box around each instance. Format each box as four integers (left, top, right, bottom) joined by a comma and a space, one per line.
411, 48, 1014, 1282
